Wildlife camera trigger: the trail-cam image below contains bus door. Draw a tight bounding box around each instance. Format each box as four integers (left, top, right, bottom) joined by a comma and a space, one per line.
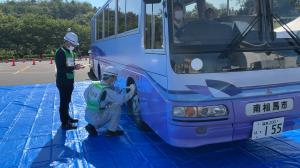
142, 1, 169, 127
144, 1, 168, 77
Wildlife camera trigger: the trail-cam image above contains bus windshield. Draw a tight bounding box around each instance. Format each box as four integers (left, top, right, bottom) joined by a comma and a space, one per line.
169, 0, 300, 74
170, 0, 261, 51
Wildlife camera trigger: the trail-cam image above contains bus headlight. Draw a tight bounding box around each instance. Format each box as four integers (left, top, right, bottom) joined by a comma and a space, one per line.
173, 105, 228, 118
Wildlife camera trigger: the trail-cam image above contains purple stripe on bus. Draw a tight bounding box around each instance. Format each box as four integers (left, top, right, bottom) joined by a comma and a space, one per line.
185, 85, 212, 95
206, 79, 242, 96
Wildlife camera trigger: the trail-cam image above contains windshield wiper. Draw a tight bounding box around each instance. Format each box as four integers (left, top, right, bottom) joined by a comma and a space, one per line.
219, 16, 260, 59
273, 14, 300, 47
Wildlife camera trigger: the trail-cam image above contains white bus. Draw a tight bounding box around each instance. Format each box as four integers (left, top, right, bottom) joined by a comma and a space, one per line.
90, 0, 300, 147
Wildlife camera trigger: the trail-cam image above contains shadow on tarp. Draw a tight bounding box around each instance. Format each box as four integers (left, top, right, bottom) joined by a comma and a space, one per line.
29, 128, 81, 168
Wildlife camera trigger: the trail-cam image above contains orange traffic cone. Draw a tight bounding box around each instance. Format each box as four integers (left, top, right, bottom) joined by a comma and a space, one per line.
32, 59, 36, 65
50, 57, 53, 64
12, 57, 16, 66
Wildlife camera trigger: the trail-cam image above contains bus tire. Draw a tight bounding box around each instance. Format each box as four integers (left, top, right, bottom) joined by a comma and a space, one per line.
97, 64, 101, 80
127, 82, 150, 131
87, 67, 97, 81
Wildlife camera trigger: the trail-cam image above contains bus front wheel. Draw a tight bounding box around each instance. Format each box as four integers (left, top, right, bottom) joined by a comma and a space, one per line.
88, 67, 97, 81
97, 64, 101, 80
127, 82, 150, 131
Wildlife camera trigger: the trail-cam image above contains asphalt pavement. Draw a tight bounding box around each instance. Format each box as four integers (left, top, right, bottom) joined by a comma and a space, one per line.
0, 59, 91, 86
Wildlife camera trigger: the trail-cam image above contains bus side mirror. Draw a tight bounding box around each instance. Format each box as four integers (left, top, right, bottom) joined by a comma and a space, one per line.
144, 0, 161, 4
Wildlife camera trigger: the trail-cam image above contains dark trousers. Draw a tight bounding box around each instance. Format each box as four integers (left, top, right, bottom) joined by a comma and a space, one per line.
57, 85, 74, 125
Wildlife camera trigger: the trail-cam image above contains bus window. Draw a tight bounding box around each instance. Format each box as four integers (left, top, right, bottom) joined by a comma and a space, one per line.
117, 0, 126, 33
145, 4, 152, 48
104, 6, 109, 38
273, 0, 300, 39
169, 0, 300, 74
153, 3, 163, 49
145, 2, 163, 49
171, 0, 259, 45
126, 1, 140, 30
108, 0, 116, 36
96, 12, 103, 40
185, 2, 198, 20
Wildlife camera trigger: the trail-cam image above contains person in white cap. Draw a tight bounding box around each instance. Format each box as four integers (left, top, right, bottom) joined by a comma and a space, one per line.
55, 32, 84, 130
84, 66, 136, 136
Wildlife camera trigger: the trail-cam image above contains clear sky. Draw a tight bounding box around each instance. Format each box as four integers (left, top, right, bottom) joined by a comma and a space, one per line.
0, 0, 106, 7
77, 0, 105, 8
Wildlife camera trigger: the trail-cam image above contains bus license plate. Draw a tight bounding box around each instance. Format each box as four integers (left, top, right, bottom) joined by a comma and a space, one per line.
251, 117, 284, 140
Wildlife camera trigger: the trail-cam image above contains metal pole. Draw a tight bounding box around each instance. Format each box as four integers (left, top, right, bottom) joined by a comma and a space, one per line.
227, 0, 230, 16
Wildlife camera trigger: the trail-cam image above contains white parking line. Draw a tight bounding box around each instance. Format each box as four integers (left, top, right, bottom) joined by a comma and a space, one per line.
20, 71, 55, 74
13, 66, 31, 74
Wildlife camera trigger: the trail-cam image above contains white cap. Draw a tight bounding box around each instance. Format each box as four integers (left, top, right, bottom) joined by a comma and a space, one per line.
103, 66, 118, 77
64, 32, 79, 46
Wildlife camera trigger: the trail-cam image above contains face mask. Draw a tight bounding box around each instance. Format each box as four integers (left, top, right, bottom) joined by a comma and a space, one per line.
175, 10, 183, 20
68, 46, 75, 51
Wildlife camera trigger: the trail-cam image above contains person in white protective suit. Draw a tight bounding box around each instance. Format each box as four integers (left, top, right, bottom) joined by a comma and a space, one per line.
84, 66, 136, 136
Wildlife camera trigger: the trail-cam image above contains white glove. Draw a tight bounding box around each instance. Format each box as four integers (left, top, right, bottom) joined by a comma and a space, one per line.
129, 84, 136, 93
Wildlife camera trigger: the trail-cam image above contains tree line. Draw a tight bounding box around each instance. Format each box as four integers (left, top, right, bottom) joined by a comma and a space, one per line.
0, 0, 96, 59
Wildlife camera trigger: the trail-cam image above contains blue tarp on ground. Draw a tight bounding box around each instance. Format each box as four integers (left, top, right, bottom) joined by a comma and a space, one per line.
1, 82, 300, 168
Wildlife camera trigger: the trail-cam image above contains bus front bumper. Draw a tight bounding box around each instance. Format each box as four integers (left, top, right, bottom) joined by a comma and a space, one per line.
164, 116, 298, 148
166, 121, 233, 148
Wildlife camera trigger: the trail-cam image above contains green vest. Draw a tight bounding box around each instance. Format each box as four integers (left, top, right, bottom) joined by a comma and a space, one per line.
56, 47, 75, 80
86, 81, 110, 112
